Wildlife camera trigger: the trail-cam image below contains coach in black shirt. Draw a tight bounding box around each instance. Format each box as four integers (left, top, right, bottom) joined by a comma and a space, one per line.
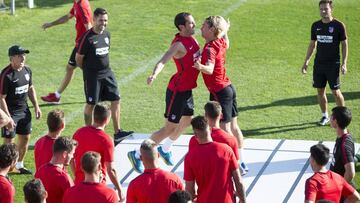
301, 0, 348, 126
76, 8, 133, 145
0, 45, 42, 174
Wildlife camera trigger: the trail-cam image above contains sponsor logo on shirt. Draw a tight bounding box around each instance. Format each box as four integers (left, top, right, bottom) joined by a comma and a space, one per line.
317, 35, 333, 43
15, 84, 29, 95
95, 47, 109, 56
329, 26, 334, 33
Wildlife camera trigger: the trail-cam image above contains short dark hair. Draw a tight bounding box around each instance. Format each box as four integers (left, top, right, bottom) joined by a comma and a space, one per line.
319, 0, 333, 7
204, 101, 222, 119
310, 144, 330, 166
53, 137, 77, 154
47, 109, 64, 132
191, 116, 208, 132
0, 143, 18, 169
94, 7, 108, 17
174, 12, 191, 31
331, 106, 352, 129
93, 103, 111, 124
81, 151, 101, 174
23, 179, 47, 203
168, 190, 191, 203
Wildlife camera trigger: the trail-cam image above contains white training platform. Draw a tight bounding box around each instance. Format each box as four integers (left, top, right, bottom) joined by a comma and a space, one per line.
109, 134, 360, 203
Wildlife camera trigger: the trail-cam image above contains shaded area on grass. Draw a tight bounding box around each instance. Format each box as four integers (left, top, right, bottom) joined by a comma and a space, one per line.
239, 91, 360, 112
243, 122, 319, 136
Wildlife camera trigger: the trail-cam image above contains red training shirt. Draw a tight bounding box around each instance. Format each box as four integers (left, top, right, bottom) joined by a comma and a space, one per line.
184, 142, 238, 203
167, 33, 201, 92
69, 0, 93, 47
34, 135, 56, 171
35, 163, 74, 203
62, 182, 117, 203
126, 168, 184, 203
305, 170, 355, 202
188, 127, 239, 160
72, 126, 114, 184
201, 37, 231, 93
0, 175, 15, 203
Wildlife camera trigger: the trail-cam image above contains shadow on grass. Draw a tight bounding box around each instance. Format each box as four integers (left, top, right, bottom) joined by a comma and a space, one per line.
243, 121, 319, 136
38, 101, 85, 108
239, 91, 360, 112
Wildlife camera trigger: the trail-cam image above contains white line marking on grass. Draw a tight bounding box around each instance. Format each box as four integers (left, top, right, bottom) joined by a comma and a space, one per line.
222, 0, 247, 16
30, 0, 247, 145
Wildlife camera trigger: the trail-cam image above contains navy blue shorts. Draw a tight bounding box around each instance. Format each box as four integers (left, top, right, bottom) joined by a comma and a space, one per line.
2, 108, 32, 138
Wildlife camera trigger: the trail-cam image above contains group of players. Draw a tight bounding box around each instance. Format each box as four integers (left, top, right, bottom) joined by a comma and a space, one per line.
0, 0, 359, 202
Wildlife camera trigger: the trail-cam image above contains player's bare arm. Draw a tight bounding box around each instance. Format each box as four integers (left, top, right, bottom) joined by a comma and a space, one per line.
232, 169, 246, 203
0, 109, 10, 127
28, 86, 42, 119
194, 59, 215, 75
301, 40, 316, 74
340, 39, 348, 74
42, 13, 73, 30
147, 41, 186, 85
0, 94, 15, 130
75, 53, 85, 69
105, 162, 125, 202
343, 162, 355, 183
84, 22, 92, 30
185, 180, 196, 201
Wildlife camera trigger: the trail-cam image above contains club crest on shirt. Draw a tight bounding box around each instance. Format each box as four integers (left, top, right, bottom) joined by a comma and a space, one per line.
104, 37, 109, 45
25, 74, 30, 81
328, 26, 334, 33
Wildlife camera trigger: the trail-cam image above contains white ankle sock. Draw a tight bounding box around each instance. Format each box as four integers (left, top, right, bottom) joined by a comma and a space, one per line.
239, 148, 245, 163
161, 138, 175, 153
16, 161, 24, 169
322, 112, 328, 118
55, 91, 61, 98
135, 149, 141, 159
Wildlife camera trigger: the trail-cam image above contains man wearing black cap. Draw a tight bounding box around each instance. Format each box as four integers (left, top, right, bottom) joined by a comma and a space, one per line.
0, 45, 42, 174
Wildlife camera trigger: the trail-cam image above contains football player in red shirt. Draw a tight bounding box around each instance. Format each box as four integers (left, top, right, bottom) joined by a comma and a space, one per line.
194, 15, 247, 172
184, 116, 245, 203
127, 139, 184, 203
188, 101, 239, 160
35, 137, 76, 203
71, 103, 125, 201
34, 109, 65, 171
63, 152, 119, 203
41, 0, 92, 104
128, 12, 200, 173
305, 143, 359, 203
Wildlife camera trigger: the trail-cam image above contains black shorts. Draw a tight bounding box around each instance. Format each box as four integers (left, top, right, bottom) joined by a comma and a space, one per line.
2, 109, 32, 139
210, 84, 238, 123
84, 71, 120, 105
165, 88, 194, 123
68, 47, 77, 67
313, 63, 340, 90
